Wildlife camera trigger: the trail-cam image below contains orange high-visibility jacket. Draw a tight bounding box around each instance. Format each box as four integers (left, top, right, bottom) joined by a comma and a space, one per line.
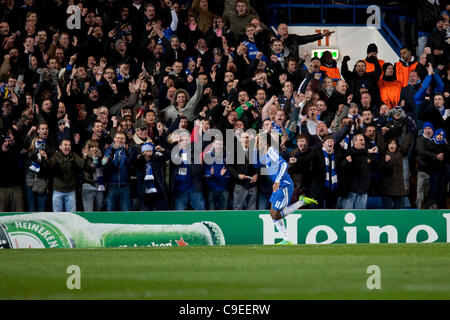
378, 78, 402, 109
320, 65, 341, 83
365, 59, 385, 74
395, 60, 418, 87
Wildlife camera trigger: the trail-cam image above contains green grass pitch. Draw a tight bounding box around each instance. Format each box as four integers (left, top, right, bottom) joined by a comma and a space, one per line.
1, 243, 449, 300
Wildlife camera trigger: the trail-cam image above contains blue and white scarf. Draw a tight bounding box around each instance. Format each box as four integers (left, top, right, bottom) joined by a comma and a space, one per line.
30, 139, 46, 172
342, 119, 355, 150
343, 131, 354, 150
272, 121, 283, 136
323, 149, 338, 191
29, 154, 41, 172
92, 157, 105, 192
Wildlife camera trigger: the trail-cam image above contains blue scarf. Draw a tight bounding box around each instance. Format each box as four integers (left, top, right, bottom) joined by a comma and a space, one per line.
343, 132, 354, 150
29, 156, 41, 172
272, 121, 283, 136
343, 120, 355, 150
93, 157, 105, 191
323, 149, 338, 191
30, 139, 46, 172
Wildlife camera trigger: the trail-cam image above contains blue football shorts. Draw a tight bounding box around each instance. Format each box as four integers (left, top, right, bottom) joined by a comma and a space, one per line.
270, 182, 294, 211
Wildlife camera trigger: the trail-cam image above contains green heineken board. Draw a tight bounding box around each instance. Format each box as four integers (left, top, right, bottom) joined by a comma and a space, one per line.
0, 210, 449, 248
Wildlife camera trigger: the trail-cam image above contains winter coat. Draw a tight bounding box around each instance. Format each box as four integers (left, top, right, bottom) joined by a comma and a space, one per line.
416, 135, 442, 174
400, 81, 422, 117
341, 56, 382, 105
169, 147, 204, 194
102, 146, 135, 186
380, 151, 405, 197
225, 137, 258, 188
310, 145, 347, 198
44, 151, 89, 192
135, 150, 170, 200
287, 147, 315, 190
418, 100, 450, 135
0, 144, 23, 188
343, 147, 377, 194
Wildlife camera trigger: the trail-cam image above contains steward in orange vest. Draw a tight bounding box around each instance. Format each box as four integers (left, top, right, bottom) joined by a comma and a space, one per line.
394, 46, 418, 87
320, 50, 341, 84
378, 63, 403, 109
364, 43, 385, 75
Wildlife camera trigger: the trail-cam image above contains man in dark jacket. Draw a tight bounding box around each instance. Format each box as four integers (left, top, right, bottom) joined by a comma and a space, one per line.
0, 133, 24, 212
415, 121, 443, 209
324, 80, 349, 114
286, 133, 315, 199
277, 23, 334, 62
203, 138, 231, 210
342, 134, 379, 209
426, 16, 449, 68
341, 55, 382, 107
418, 93, 450, 132
102, 132, 135, 211
399, 70, 422, 120
169, 132, 206, 210
135, 142, 170, 211
225, 131, 258, 210
43, 139, 90, 212
310, 135, 346, 209
301, 117, 352, 150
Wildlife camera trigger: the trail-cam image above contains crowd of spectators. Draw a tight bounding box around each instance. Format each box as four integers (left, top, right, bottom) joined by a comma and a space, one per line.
0, 0, 449, 212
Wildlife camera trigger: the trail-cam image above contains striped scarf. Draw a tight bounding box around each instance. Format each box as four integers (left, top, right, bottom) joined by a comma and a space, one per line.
323, 149, 338, 191
29, 153, 41, 172
92, 158, 105, 192
30, 139, 46, 172
342, 122, 355, 150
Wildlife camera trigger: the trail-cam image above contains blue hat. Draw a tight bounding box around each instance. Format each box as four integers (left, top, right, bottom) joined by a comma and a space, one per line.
432, 129, 446, 145
141, 142, 154, 152
423, 121, 434, 131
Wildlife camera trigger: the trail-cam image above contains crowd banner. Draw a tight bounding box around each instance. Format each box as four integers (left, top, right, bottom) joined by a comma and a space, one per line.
0, 210, 449, 248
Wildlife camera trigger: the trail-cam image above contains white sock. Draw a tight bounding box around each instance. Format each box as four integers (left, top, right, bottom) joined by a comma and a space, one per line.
281, 200, 305, 217
274, 219, 288, 240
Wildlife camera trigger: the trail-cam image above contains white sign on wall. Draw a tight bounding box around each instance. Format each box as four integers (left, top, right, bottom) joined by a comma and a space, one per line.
288, 26, 399, 67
